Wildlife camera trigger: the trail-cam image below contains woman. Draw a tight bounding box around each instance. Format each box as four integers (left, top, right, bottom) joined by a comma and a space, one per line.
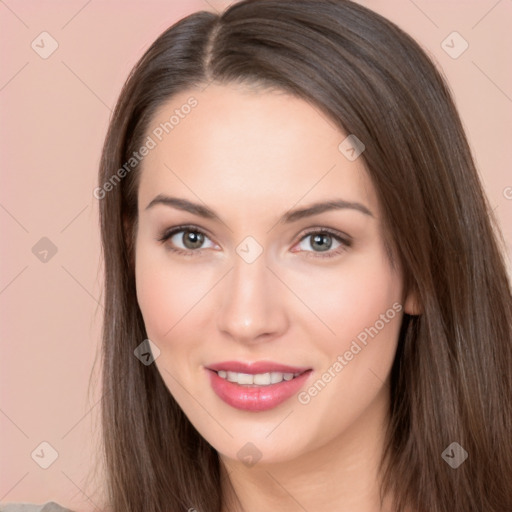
94, 0, 512, 510
7, 0, 510, 511
95, 0, 512, 510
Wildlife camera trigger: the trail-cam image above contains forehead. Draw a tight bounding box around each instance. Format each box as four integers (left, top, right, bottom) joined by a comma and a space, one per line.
137, 83, 378, 219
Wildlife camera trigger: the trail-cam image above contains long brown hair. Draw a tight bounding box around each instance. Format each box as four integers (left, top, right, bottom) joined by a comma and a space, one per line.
93, 1, 512, 510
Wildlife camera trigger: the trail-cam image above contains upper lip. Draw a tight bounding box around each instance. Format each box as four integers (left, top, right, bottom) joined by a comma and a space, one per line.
206, 361, 311, 374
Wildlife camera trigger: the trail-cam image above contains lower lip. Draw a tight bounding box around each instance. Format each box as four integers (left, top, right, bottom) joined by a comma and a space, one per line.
207, 369, 312, 412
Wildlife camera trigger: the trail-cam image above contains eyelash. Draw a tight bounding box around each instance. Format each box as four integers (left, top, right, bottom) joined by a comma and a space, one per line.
156, 224, 352, 259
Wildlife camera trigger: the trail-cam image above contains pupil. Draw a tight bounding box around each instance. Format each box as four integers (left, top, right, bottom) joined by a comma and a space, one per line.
184, 230, 204, 249
312, 234, 332, 252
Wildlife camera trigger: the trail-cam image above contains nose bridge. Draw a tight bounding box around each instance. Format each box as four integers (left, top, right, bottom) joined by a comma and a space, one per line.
216, 248, 286, 343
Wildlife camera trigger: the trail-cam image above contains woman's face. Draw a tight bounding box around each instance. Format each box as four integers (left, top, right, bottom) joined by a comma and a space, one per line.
135, 82, 414, 466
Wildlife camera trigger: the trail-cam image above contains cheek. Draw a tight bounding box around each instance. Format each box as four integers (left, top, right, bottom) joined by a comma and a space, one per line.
135, 245, 226, 376
135, 274, 171, 340
292, 254, 402, 428
326, 257, 403, 392
135, 249, 203, 342
291, 250, 402, 343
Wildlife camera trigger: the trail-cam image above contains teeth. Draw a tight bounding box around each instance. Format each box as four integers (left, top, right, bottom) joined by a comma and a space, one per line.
216, 370, 301, 386
270, 372, 283, 384
237, 373, 254, 385
253, 373, 271, 385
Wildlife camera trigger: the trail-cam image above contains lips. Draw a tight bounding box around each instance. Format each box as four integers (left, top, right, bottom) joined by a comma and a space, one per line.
206, 361, 312, 412
207, 360, 310, 374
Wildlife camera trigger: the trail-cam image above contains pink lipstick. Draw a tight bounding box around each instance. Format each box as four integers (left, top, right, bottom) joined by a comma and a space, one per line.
206, 361, 312, 412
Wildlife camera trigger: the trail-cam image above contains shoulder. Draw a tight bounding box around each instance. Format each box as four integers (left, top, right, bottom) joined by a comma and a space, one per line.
1, 503, 75, 512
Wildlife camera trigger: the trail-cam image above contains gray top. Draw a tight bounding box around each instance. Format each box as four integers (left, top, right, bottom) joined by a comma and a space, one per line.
0, 503, 74, 512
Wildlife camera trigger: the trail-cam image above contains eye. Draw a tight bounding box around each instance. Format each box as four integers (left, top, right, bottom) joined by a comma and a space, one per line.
157, 225, 216, 257
294, 228, 352, 259
157, 225, 352, 259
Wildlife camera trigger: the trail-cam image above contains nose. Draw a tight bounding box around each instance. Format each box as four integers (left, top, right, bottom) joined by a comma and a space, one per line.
216, 252, 289, 345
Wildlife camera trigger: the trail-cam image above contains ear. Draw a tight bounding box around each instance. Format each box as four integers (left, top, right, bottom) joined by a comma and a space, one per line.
403, 288, 421, 315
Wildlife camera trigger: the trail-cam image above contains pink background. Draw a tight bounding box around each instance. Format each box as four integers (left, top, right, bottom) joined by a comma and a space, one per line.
1, 0, 511, 509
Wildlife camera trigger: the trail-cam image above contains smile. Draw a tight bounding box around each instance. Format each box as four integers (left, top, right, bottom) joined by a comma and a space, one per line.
216, 370, 302, 386
205, 361, 312, 412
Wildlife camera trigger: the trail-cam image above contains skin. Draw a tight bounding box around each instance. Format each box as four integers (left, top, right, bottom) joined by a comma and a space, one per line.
134, 82, 418, 512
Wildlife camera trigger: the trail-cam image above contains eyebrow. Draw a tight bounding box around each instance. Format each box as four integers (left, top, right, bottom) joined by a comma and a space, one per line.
144, 194, 373, 223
